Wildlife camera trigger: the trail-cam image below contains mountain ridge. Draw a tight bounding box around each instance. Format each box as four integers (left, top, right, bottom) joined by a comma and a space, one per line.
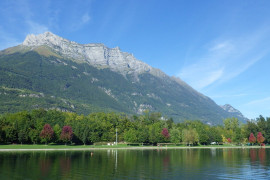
22, 32, 167, 78
0, 32, 248, 124
21, 32, 210, 100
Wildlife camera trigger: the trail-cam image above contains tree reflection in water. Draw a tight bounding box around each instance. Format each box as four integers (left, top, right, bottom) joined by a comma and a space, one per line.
0, 149, 270, 179
250, 148, 257, 163
258, 148, 266, 166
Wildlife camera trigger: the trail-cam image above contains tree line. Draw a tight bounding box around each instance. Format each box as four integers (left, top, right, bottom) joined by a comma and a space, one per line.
0, 109, 268, 146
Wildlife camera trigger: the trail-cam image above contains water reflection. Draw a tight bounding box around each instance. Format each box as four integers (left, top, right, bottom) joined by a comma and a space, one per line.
259, 148, 266, 166
250, 148, 257, 163
0, 148, 270, 179
39, 158, 51, 176
60, 156, 71, 176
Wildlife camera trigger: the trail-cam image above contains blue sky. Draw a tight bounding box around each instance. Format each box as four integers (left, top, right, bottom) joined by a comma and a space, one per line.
1, 0, 270, 119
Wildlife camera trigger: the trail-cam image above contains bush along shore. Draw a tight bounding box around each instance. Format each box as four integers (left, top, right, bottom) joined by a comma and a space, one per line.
0, 109, 269, 147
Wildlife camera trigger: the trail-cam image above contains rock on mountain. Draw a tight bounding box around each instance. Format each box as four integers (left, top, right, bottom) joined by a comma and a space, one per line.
220, 104, 248, 121
22, 32, 165, 78
0, 32, 248, 124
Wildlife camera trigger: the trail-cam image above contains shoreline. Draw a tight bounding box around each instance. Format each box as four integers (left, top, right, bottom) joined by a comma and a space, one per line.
0, 146, 269, 152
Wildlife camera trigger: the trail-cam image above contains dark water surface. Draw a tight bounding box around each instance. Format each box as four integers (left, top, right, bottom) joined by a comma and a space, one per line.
0, 148, 269, 179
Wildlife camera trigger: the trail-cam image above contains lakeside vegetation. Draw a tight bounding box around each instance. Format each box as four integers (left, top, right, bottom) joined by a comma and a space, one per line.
0, 109, 269, 147
0, 144, 268, 150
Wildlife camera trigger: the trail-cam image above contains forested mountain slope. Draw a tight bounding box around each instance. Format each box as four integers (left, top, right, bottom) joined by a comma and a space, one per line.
0, 32, 247, 124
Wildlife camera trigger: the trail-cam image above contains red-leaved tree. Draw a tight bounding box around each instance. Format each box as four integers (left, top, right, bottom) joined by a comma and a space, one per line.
257, 132, 265, 145
40, 124, 54, 145
249, 133, 256, 145
161, 128, 170, 140
60, 126, 73, 145
227, 138, 232, 143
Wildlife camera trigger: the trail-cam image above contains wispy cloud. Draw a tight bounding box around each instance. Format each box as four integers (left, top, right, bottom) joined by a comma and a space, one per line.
179, 64, 224, 90
245, 97, 270, 106
0, 0, 50, 49
82, 13, 91, 24
211, 93, 248, 99
6, 0, 49, 34
241, 97, 270, 119
209, 41, 234, 53
178, 28, 270, 91
0, 0, 93, 49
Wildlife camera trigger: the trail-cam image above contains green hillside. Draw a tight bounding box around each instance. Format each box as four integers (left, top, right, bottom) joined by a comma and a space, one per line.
0, 49, 245, 124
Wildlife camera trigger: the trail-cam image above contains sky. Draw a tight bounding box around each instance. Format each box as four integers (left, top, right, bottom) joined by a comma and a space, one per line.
1, 0, 270, 119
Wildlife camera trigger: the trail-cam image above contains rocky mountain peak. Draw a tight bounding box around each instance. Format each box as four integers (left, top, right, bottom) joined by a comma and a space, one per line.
220, 104, 248, 120
221, 104, 239, 113
23, 31, 66, 46
22, 32, 165, 78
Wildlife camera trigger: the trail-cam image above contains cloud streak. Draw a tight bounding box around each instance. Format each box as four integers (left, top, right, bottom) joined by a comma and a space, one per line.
211, 93, 248, 99
0, 0, 94, 49
82, 13, 91, 24
245, 97, 270, 106
0, 0, 50, 49
178, 28, 270, 91
241, 96, 270, 119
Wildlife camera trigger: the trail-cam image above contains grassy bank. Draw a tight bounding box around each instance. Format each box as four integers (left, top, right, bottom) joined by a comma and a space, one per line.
0, 144, 268, 151
0, 144, 128, 149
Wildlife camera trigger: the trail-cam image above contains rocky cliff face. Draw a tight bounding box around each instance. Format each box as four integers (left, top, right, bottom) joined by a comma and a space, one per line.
220, 104, 248, 120
22, 32, 165, 78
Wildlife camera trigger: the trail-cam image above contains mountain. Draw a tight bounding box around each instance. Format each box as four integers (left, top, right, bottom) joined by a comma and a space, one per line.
22, 32, 165, 77
220, 104, 248, 122
0, 32, 247, 124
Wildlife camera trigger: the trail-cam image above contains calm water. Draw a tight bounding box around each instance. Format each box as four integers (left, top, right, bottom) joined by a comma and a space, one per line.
0, 148, 269, 179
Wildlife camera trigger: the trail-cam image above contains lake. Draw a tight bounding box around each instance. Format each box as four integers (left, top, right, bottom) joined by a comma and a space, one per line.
0, 148, 269, 179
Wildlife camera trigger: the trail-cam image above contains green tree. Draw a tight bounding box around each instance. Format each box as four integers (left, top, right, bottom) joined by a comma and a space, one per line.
209, 127, 222, 144
199, 129, 209, 145
182, 128, 199, 146
246, 120, 259, 135
82, 127, 90, 145
166, 118, 174, 129
224, 117, 239, 131
257, 115, 266, 134
29, 128, 39, 144
2, 125, 17, 143
257, 116, 270, 144
265, 117, 270, 143
137, 125, 149, 145
149, 122, 163, 145
53, 124, 62, 143
18, 129, 27, 145
170, 127, 181, 144
124, 129, 138, 143
233, 128, 242, 145
0, 124, 3, 143
88, 119, 101, 143
149, 112, 162, 124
